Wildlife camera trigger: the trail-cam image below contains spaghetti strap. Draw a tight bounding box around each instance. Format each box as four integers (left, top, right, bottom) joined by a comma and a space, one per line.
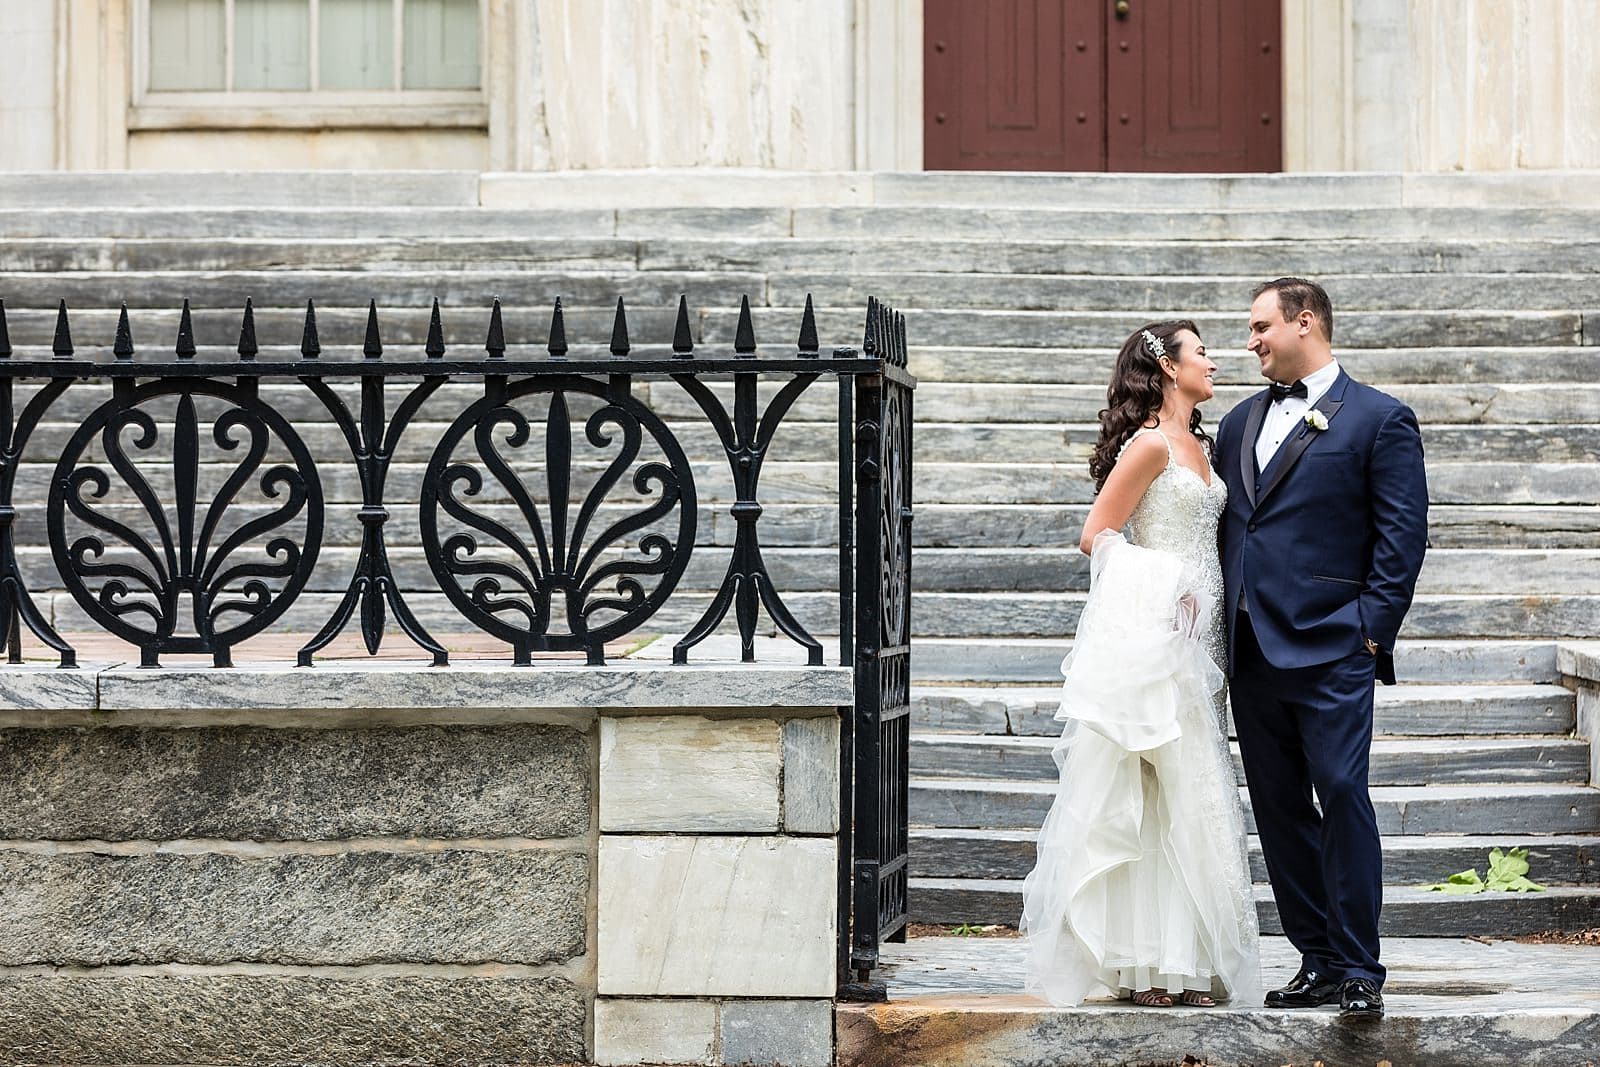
1118, 427, 1173, 465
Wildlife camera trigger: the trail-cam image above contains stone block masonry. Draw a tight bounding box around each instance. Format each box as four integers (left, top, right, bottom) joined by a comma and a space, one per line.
0, 661, 852, 1067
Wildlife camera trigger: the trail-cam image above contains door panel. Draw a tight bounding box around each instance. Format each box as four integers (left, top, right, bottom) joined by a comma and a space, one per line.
923, 0, 1282, 173
924, 0, 1105, 171
1106, 0, 1282, 171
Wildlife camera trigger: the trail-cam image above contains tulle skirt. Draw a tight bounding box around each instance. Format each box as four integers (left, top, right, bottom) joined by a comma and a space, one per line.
1020, 533, 1261, 1007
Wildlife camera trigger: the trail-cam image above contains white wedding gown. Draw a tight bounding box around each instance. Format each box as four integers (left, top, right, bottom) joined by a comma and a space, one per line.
1020, 428, 1262, 1006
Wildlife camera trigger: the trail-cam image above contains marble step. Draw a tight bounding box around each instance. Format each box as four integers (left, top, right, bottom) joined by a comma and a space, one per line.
909, 734, 1592, 786
911, 683, 1576, 737
865, 170, 1600, 210
908, 780, 1600, 835
0, 303, 1587, 352
39, 589, 1600, 644
11, 458, 1592, 508
772, 272, 1600, 313
908, 638, 1558, 684
644, 236, 1600, 277
0, 206, 793, 241
906, 878, 1600, 936
874, 593, 1600, 640
10, 340, 1597, 386
792, 204, 1600, 242
0, 172, 482, 209
9, 500, 1598, 554
23, 416, 1600, 465
907, 346, 1600, 385
8, 267, 1600, 315
909, 828, 1600, 885
0, 270, 768, 313
12, 235, 1600, 278
844, 936, 1600, 1067
15, 544, 1600, 599
10, 377, 1595, 436
913, 503, 1600, 550
661, 381, 1600, 427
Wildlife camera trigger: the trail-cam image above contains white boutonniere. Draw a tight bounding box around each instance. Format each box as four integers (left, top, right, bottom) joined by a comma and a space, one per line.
1304, 410, 1329, 432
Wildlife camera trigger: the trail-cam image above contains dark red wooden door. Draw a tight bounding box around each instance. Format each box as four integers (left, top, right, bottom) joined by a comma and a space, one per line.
923, 0, 1106, 170
924, 0, 1281, 172
1105, 0, 1282, 171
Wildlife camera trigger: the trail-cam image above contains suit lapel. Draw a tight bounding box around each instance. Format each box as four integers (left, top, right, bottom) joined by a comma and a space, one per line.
1254, 369, 1350, 510
1238, 392, 1270, 510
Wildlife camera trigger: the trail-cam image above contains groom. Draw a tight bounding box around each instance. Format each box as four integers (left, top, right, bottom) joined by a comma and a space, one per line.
1215, 278, 1429, 1022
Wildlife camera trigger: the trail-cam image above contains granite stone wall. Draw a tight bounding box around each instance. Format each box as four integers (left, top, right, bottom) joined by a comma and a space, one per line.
0, 661, 852, 1067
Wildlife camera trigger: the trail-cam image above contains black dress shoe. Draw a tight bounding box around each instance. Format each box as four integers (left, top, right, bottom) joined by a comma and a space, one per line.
1264, 968, 1342, 1008
1339, 977, 1384, 1022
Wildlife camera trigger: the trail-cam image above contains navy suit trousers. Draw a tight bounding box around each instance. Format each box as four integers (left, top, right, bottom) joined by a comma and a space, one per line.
1231, 609, 1386, 988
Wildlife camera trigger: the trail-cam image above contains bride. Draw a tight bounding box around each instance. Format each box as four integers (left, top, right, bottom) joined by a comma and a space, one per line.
1020, 320, 1261, 1008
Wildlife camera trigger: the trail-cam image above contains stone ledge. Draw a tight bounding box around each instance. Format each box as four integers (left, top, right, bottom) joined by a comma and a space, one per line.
1558, 640, 1600, 683
0, 849, 586, 966
0, 664, 105, 712
0, 973, 585, 1066
90, 661, 852, 712
0, 722, 589, 840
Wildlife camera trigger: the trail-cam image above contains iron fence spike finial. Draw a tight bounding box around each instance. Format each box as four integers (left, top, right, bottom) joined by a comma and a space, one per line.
862, 297, 878, 356
798, 293, 819, 355
175, 299, 195, 359
426, 297, 445, 358
734, 294, 756, 356
672, 294, 694, 357
114, 302, 135, 360
300, 299, 321, 359
238, 298, 258, 361
52, 299, 73, 359
0, 299, 9, 358
486, 298, 506, 358
609, 297, 629, 357
363, 299, 382, 359
547, 297, 567, 358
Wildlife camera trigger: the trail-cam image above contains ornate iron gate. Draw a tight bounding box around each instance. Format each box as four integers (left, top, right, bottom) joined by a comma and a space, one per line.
844, 299, 914, 985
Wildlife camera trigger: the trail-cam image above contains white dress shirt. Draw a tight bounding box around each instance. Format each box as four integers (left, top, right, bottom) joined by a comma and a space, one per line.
1254, 358, 1341, 473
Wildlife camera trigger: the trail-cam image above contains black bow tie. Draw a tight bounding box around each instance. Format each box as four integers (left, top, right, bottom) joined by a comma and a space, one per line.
1269, 379, 1308, 402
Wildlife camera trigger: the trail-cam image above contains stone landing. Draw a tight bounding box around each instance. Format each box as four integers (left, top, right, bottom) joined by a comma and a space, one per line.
838, 937, 1600, 1067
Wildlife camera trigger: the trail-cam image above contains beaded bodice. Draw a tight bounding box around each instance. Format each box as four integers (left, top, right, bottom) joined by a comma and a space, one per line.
1119, 428, 1229, 669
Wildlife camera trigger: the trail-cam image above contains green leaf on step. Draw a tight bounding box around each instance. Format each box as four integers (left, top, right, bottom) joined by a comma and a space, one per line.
1422, 868, 1486, 894
1486, 846, 1545, 893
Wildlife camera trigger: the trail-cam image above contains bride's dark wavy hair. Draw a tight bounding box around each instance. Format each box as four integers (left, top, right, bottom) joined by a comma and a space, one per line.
1090, 319, 1215, 493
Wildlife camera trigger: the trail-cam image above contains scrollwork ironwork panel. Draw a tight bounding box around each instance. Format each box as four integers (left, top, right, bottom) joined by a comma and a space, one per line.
46, 380, 323, 667
419, 374, 695, 665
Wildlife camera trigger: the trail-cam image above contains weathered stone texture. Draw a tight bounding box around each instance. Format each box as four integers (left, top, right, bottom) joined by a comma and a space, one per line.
0, 974, 585, 1066
594, 997, 716, 1066
0, 723, 590, 840
599, 715, 780, 832
0, 849, 586, 966
598, 836, 836, 997
782, 715, 840, 833
720, 999, 833, 1067
93, 661, 853, 711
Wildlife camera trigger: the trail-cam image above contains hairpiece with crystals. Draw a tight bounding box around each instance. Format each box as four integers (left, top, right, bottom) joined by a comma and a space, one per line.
1141, 329, 1166, 358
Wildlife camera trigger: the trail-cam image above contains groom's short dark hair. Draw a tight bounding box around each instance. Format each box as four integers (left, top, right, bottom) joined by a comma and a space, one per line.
1253, 277, 1333, 342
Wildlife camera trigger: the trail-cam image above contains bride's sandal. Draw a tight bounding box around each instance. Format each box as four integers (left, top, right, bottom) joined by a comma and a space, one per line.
1131, 989, 1174, 1007
1180, 991, 1217, 1007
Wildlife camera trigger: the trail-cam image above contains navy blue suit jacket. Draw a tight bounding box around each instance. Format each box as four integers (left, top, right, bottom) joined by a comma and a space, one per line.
1215, 368, 1429, 685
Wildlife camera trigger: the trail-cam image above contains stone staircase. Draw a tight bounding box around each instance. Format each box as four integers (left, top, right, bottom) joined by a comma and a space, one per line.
0, 171, 1597, 939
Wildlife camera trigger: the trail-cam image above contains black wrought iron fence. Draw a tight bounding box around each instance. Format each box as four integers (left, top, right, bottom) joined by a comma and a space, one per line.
0, 289, 914, 981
